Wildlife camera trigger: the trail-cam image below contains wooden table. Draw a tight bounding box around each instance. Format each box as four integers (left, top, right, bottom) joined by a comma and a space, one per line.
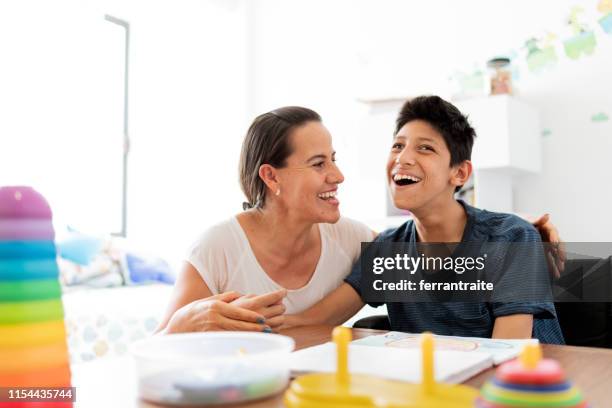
72, 326, 612, 407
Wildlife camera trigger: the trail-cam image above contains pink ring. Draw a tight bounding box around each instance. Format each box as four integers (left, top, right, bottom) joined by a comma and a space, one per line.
0, 219, 55, 241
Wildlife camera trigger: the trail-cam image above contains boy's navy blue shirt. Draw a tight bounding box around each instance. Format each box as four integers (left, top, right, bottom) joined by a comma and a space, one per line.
344, 200, 565, 344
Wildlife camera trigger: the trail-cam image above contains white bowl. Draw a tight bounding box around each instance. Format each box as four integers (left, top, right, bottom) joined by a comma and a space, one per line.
131, 332, 295, 406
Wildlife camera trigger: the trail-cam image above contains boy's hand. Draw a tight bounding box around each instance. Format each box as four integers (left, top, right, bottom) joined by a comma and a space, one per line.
231, 289, 287, 329
531, 213, 566, 279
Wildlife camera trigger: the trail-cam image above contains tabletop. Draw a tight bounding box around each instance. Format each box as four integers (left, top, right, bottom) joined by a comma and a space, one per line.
70, 325, 612, 407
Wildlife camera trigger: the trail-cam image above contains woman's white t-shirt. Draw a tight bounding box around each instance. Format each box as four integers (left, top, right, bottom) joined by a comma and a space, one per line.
187, 217, 374, 314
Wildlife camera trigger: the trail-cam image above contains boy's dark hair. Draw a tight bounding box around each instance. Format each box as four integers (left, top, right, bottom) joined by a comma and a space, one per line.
395, 95, 476, 192
239, 106, 321, 209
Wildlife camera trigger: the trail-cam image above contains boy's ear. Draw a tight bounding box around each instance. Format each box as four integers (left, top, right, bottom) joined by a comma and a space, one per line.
259, 164, 280, 191
451, 160, 472, 190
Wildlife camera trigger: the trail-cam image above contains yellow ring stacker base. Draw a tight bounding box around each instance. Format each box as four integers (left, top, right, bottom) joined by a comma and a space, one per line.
284, 328, 478, 408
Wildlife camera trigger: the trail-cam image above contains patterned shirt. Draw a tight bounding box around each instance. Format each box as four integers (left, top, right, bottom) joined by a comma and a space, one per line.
345, 200, 565, 344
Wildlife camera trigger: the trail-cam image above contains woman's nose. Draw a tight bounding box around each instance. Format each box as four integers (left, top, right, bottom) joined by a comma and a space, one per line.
328, 162, 345, 184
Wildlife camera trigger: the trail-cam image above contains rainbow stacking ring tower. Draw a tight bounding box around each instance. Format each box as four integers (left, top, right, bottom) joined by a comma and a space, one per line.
285, 327, 478, 408
476, 343, 589, 408
0, 186, 72, 407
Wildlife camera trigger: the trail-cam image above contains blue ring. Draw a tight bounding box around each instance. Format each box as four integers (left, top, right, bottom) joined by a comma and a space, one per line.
0, 259, 60, 280
0, 241, 56, 260
492, 377, 571, 392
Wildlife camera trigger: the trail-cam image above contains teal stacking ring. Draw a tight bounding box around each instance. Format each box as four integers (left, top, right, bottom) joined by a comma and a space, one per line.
0, 241, 57, 260
0, 259, 60, 281
0, 279, 61, 302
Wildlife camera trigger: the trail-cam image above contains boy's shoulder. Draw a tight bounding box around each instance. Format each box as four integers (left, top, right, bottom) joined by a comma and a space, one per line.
376, 219, 415, 242
374, 202, 541, 243
466, 204, 540, 242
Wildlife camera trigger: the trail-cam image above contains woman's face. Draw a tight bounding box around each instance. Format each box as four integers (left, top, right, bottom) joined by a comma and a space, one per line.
275, 121, 344, 224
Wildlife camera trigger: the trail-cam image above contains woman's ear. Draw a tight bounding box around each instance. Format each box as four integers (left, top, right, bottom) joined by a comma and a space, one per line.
452, 160, 472, 190
258, 164, 280, 192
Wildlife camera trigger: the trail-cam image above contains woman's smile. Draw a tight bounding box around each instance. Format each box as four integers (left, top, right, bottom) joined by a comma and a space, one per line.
317, 188, 339, 205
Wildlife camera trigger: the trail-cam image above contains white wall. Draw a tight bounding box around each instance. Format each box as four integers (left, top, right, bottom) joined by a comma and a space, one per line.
247, 0, 612, 241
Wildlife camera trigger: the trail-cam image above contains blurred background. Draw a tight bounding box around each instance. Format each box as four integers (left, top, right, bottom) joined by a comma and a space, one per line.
1, 0, 612, 360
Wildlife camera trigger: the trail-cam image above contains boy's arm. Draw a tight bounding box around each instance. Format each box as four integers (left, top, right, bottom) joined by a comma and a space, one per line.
283, 283, 365, 328
492, 314, 534, 339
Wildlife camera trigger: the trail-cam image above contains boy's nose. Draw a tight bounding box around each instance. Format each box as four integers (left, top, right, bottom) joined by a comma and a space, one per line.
396, 150, 416, 166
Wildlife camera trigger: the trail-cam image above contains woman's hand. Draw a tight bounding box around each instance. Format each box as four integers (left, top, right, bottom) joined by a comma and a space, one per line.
163, 291, 271, 334
530, 213, 566, 279
231, 289, 287, 330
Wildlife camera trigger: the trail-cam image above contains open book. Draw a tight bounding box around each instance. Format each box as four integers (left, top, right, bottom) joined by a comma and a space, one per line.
290, 342, 493, 384
290, 333, 537, 384
353, 332, 538, 365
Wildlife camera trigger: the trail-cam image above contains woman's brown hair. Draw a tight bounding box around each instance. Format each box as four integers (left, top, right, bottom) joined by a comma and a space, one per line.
239, 106, 321, 209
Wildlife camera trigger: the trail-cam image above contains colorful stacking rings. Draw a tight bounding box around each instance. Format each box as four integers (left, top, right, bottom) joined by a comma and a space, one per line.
0, 186, 72, 407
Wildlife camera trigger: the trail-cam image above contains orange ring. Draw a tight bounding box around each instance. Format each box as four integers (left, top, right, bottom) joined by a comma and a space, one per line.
0, 364, 71, 387
0, 321, 67, 348
0, 342, 69, 374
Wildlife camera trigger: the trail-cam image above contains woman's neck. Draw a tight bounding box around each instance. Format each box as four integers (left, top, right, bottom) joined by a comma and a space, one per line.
239, 204, 318, 259
412, 199, 467, 243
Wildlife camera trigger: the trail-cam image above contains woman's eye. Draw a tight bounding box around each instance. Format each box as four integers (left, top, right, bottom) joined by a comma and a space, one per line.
418, 145, 434, 151
313, 162, 325, 168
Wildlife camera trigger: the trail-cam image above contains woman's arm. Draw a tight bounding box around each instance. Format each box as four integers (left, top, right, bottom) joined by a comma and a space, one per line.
492, 314, 533, 339
283, 283, 365, 328
156, 262, 216, 333
155, 262, 285, 334
522, 213, 566, 278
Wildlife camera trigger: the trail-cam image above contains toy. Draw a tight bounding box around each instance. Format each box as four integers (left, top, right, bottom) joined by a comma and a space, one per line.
285, 328, 479, 408
476, 343, 589, 407
0, 186, 72, 405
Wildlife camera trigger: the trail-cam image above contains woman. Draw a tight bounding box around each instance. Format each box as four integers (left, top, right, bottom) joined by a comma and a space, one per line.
156, 106, 561, 334
157, 107, 373, 334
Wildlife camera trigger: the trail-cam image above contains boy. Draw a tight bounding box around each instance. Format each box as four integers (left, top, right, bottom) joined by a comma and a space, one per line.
290, 95, 564, 343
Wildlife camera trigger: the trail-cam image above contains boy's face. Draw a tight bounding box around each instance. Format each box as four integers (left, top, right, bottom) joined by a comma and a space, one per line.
387, 120, 469, 212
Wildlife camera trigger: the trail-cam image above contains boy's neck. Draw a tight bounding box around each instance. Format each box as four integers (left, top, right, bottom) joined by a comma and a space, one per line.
412, 199, 467, 243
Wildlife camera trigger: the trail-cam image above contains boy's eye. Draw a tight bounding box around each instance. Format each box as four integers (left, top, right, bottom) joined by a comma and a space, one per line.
392, 142, 404, 150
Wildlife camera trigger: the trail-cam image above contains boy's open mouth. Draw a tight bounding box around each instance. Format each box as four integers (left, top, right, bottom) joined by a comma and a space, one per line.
393, 174, 422, 187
